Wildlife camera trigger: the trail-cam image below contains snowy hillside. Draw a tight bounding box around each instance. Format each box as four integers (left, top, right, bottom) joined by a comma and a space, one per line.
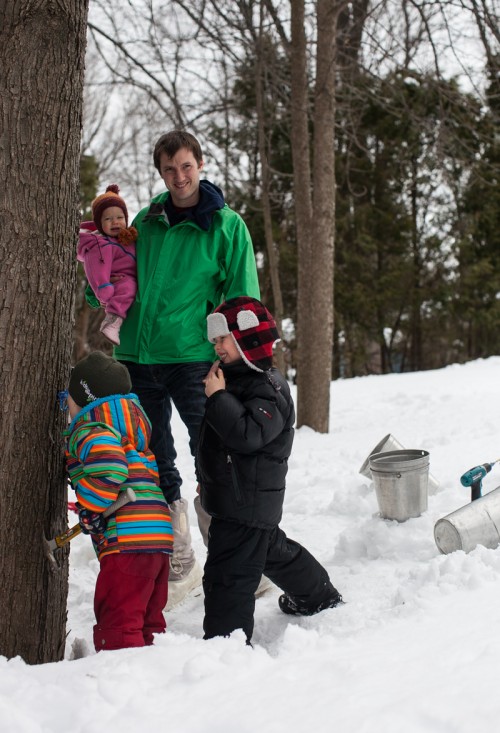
3, 357, 500, 733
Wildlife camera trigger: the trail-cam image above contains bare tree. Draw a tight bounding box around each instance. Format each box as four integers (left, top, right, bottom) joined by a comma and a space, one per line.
0, 0, 89, 663
291, 0, 339, 431
87, 0, 224, 133
255, 30, 286, 371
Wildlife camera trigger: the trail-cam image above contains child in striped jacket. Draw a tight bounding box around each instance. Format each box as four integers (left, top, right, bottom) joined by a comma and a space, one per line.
64, 351, 173, 651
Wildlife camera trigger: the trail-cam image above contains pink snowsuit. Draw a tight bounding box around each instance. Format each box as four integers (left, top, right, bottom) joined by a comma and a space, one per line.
78, 223, 137, 320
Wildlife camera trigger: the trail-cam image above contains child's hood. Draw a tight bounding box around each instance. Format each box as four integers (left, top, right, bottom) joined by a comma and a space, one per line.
77, 225, 103, 261
68, 393, 151, 451
81, 220, 98, 233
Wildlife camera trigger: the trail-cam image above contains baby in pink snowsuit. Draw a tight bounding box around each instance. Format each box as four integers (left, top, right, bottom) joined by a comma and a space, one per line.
78, 184, 137, 346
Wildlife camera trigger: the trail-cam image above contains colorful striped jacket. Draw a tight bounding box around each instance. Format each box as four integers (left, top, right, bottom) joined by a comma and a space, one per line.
65, 393, 173, 560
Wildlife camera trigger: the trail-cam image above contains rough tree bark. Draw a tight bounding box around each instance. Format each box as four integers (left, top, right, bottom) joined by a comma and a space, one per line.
0, 0, 89, 664
291, 0, 338, 432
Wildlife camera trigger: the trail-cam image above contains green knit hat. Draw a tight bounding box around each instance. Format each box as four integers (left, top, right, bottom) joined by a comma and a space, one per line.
69, 351, 132, 407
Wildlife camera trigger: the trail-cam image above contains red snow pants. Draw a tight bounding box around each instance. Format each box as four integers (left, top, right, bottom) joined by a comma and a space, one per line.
93, 552, 170, 651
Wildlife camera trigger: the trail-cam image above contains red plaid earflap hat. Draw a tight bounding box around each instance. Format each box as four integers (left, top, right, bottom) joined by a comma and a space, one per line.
207, 297, 280, 372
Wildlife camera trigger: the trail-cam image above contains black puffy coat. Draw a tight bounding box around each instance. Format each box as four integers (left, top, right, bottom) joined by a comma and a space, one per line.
197, 361, 295, 529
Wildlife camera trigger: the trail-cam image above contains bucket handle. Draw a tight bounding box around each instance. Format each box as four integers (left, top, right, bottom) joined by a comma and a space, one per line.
371, 471, 403, 478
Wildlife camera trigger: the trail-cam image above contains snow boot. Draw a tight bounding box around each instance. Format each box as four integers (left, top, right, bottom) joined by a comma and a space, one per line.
254, 575, 274, 597
100, 313, 123, 346
193, 494, 211, 548
166, 497, 202, 610
193, 494, 274, 597
279, 583, 343, 616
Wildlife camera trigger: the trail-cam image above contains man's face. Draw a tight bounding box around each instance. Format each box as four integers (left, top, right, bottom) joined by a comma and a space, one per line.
159, 147, 204, 208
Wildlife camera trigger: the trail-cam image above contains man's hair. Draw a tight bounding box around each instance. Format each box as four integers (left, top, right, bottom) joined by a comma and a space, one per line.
153, 130, 203, 172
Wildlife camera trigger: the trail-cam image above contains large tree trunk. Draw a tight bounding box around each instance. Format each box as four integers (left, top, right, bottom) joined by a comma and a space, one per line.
292, 0, 337, 432
0, 0, 89, 664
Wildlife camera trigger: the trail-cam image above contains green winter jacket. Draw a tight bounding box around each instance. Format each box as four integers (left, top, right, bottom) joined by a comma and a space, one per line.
113, 183, 260, 364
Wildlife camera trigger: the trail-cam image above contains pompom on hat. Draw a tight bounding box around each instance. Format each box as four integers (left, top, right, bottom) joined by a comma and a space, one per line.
91, 184, 137, 245
69, 351, 132, 407
207, 297, 280, 372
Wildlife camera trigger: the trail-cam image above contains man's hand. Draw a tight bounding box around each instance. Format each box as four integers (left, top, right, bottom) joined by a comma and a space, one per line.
203, 360, 225, 397
77, 506, 107, 535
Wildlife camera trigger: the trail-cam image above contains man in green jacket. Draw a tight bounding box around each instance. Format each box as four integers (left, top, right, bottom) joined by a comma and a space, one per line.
115, 130, 260, 608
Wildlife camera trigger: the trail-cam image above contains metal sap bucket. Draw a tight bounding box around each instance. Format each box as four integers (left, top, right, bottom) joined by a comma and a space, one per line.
434, 486, 500, 554
369, 449, 430, 522
359, 434, 439, 494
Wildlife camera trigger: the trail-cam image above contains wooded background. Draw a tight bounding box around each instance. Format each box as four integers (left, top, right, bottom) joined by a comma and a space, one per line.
80, 0, 499, 389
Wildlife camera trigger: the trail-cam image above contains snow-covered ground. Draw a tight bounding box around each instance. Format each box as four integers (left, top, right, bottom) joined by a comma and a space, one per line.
3, 357, 500, 733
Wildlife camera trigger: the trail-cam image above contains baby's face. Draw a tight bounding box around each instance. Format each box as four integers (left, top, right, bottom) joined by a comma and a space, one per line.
101, 206, 126, 237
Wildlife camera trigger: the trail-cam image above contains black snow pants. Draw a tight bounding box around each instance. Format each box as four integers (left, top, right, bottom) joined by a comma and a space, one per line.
203, 517, 332, 642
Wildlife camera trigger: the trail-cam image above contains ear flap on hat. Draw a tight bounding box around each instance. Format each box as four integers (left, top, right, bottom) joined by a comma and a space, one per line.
236, 309, 260, 331
207, 312, 230, 343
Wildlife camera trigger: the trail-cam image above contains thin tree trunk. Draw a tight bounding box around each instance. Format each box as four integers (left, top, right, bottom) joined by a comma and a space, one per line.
290, 0, 313, 416
292, 0, 337, 432
306, 0, 337, 430
255, 11, 286, 373
0, 0, 89, 663
410, 156, 422, 371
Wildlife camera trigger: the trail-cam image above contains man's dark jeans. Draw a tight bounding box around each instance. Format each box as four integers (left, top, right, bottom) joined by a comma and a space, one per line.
121, 361, 212, 505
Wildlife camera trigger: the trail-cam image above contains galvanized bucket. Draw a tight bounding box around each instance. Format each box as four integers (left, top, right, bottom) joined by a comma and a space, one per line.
369, 449, 430, 522
360, 434, 440, 494
434, 486, 500, 554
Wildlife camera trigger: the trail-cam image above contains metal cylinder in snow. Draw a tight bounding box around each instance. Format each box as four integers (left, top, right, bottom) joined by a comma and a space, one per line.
434, 486, 500, 554
369, 449, 430, 522
360, 434, 439, 494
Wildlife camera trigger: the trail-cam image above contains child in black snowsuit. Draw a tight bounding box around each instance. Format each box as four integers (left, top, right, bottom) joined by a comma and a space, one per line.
197, 296, 342, 642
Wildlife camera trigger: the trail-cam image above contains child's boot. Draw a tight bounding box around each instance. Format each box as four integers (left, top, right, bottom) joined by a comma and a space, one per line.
166, 497, 203, 610
255, 575, 273, 597
279, 582, 343, 616
193, 494, 211, 547
100, 313, 123, 346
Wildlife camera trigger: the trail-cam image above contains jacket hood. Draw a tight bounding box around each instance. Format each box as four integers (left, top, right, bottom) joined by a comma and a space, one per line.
197, 179, 225, 216
67, 393, 151, 452
145, 179, 225, 231
77, 227, 102, 260
81, 220, 98, 231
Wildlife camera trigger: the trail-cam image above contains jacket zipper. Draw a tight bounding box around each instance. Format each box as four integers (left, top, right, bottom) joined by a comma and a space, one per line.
227, 454, 243, 505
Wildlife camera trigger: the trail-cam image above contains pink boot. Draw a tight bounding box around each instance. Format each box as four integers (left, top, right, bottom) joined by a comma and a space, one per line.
100, 313, 123, 345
